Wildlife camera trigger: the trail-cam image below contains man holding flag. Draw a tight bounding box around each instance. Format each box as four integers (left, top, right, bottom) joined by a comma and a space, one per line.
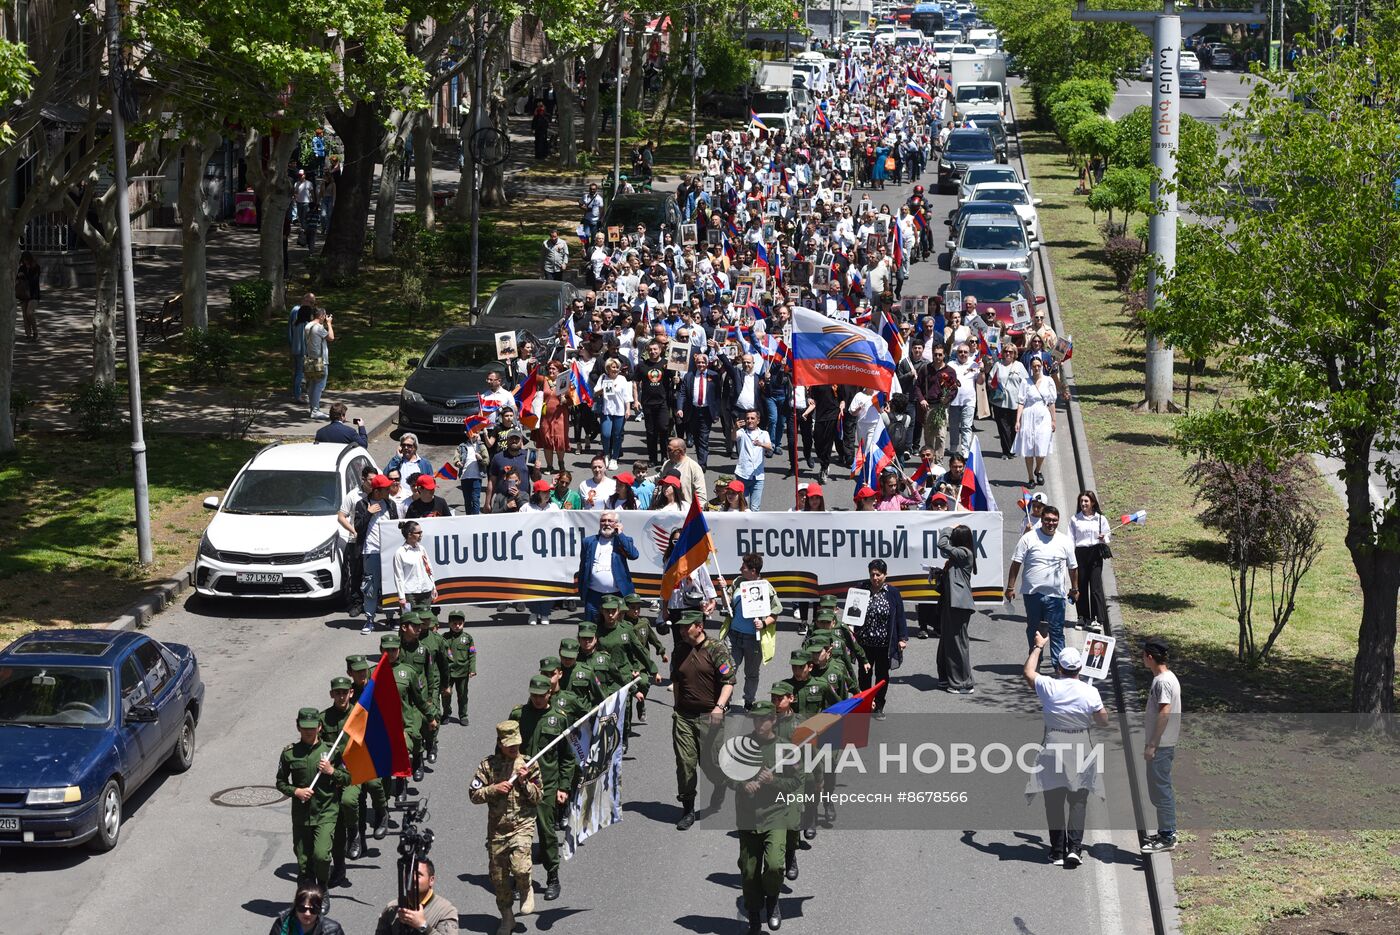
275, 707, 350, 889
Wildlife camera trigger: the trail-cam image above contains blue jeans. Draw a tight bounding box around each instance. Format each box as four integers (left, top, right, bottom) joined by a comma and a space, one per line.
460, 478, 482, 515
948, 403, 973, 458
741, 473, 765, 511
292, 353, 304, 399
1024, 592, 1066, 665
1146, 745, 1176, 838
763, 394, 788, 454
362, 554, 385, 626
727, 629, 762, 706
309, 370, 328, 413
600, 414, 625, 461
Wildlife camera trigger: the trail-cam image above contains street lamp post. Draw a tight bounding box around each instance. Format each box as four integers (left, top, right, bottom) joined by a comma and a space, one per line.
614, 25, 625, 195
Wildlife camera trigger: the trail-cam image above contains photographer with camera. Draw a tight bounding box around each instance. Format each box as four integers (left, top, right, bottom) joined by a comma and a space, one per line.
373, 850, 457, 934
469, 720, 543, 935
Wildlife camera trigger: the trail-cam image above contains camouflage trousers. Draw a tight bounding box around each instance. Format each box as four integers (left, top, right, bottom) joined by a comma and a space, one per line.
488, 827, 535, 905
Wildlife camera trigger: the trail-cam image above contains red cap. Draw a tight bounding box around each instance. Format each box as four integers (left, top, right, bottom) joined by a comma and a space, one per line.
726, 479, 745, 493
929, 492, 950, 504
532, 479, 551, 493
369, 474, 392, 490
806, 483, 825, 497
660, 476, 681, 488
615, 472, 636, 485
413, 474, 436, 489
855, 486, 877, 500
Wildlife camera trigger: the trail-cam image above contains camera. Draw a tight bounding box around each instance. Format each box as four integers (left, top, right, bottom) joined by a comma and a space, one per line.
397, 797, 434, 908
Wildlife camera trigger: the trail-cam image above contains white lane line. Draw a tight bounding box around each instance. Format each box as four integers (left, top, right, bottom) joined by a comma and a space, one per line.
1092, 830, 1130, 935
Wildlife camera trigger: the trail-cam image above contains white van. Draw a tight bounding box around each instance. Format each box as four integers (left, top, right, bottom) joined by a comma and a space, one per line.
933, 29, 963, 45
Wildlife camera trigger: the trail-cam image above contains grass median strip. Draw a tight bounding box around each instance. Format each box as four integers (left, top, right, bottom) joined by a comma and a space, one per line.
1012, 85, 1395, 933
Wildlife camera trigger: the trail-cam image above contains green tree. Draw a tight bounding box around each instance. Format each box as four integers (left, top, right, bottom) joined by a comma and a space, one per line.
1045, 77, 1115, 115
1148, 37, 1400, 713
1086, 165, 1151, 229
1112, 104, 1218, 197
1066, 115, 1117, 185
983, 0, 1144, 110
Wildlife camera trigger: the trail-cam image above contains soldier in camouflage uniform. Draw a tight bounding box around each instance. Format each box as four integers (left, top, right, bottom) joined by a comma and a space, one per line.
669, 610, 737, 830
275, 707, 349, 888
398, 613, 442, 764
345, 655, 389, 843
319, 676, 358, 887
510, 674, 576, 903
730, 701, 803, 935
442, 610, 477, 725
469, 720, 544, 935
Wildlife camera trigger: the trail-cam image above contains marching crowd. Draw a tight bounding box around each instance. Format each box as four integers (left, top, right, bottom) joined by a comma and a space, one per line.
272, 35, 1182, 935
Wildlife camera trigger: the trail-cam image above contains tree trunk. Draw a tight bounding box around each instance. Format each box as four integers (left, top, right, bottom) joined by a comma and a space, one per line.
555, 57, 578, 169
323, 101, 383, 283
0, 238, 18, 452
1344, 447, 1400, 714
582, 53, 607, 155
623, 33, 646, 135
91, 243, 118, 385
479, 46, 510, 209
178, 134, 220, 330
374, 112, 407, 262
414, 112, 435, 228
246, 129, 299, 318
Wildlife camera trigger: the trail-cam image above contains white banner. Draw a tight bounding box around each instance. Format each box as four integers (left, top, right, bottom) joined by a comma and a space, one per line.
563, 686, 628, 859
379, 510, 1003, 606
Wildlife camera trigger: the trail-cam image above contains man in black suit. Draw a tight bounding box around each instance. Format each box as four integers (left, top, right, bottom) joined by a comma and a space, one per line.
314, 402, 369, 447
674, 351, 724, 470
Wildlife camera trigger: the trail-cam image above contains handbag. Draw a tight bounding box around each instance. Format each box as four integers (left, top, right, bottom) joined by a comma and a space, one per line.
305, 355, 326, 377
1096, 515, 1112, 559
883, 154, 896, 172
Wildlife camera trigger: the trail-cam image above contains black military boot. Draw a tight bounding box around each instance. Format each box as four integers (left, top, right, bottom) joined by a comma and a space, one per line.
329, 863, 349, 888
784, 852, 798, 881
346, 833, 362, 861
412, 752, 424, 783
544, 869, 561, 901
635, 699, 647, 725
372, 806, 389, 840
427, 742, 437, 764
766, 894, 782, 931
676, 797, 697, 831
747, 905, 763, 935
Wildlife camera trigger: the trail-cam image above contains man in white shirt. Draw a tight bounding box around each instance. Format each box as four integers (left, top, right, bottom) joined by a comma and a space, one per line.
478, 371, 515, 424
1004, 505, 1079, 666
733, 409, 772, 510
947, 341, 980, 458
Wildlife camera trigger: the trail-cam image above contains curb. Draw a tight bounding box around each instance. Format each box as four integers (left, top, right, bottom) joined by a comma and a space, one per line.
103, 408, 399, 632
1011, 90, 1182, 935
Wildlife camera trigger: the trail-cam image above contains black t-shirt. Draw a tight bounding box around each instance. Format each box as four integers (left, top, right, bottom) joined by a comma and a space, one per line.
633, 357, 673, 405
811, 384, 841, 422
405, 495, 451, 518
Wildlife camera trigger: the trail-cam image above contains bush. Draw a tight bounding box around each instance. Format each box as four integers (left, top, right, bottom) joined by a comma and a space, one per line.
1102, 235, 1145, 290
1050, 98, 1095, 142
184, 327, 234, 384
1046, 78, 1116, 115
68, 380, 122, 437
227, 279, 272, 331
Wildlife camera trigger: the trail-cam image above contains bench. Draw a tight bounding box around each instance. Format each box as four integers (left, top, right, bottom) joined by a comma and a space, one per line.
140, 293, 182, 343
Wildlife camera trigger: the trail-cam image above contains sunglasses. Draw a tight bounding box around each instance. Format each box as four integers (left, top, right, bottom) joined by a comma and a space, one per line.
296, 904, 322, 915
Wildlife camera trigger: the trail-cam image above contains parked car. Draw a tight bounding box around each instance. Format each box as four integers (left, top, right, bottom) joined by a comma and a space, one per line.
945, 269, 1046, 327
937, 128, 1000, 193
945, 200, 1025, 244
1180, 70, 1207, 98
967, 181, 1043, 241
1138, 55, 1153, 81
1209, 47, 1235, 69
946, 214, 1039, 284
195, 441, 377, 601
600, 192, 680, 248
0, 629, 205, 851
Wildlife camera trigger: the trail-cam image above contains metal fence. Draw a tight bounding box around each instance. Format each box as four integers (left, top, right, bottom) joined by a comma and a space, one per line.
19, 211, 73, 253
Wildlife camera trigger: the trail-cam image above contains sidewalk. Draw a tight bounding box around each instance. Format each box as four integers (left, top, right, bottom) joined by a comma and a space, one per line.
14, 113, 587, 442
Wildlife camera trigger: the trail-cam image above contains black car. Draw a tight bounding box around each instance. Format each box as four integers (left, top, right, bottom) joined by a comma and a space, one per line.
1180, 70, 1207, 98
966, 114, 1010, 162
601, 191, 680, 249
397, 281, 572, 434
937, 128, 999, 193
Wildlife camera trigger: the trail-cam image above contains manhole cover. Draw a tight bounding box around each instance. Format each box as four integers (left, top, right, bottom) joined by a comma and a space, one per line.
211, 785, 288, 807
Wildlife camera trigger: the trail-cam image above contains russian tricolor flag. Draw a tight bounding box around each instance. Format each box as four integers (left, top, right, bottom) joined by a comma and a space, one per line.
340, 654, 412, 783
791, 307, 896, 395
958, 437, 999, 512
570, 360, 594, 408
879, 309, 904, 365
1120, 510, 1147, 526
906, 78, 933, 101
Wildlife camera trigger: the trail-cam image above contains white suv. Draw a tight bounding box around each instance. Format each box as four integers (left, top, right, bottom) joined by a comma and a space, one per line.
195, 441, 377, 601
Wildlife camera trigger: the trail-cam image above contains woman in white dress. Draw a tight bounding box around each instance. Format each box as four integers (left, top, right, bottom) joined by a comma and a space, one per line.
1012, 355, 1057, 488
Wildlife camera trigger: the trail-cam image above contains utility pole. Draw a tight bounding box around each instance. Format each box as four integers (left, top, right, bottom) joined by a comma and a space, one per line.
105, 0, 153, 565
1071, 1, 1264, 413
614, 25, 625, 195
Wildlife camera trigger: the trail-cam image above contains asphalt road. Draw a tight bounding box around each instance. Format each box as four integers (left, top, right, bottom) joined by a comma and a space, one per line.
0, 132, 1153, 935
1108, 69, 1259, 125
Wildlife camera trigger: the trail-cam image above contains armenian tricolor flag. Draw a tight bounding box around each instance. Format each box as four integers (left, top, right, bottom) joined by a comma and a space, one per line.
791, 681, 885, 750
339, 654, 411, 783
434, 461, 459, 481
570, 360, 594, 407
659, 496, 714, 601
750, 110, 768, 133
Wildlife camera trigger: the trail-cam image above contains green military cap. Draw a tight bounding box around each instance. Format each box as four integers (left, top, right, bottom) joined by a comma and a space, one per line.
559, 637, 580, 653
380, 632, 401, 649
805, 631, 833, 647
330, 676, 353, 691
749, 700, 778, 716
498, 720, 523, 745
346, 654, 372, 672
297, 706, 322, 728
601, 594, 626, 610
540, 655, 562, 673
528, 674, 553, 695
678, 610, 706, 627
789, 649, 812, 666
399, 611, 422, 627
818, 595, 839, 607
577, 622, 599, 638
448, 610, 466, 622
770, 680, 795, 697
624, 593, 644, 605
559, 643, 580, 660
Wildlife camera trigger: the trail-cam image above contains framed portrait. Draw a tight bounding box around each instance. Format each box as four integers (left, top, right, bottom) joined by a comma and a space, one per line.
719, 342, 739, 360
763, 223, 777, 243
787, 285, 802, 301
706, 228, 722, 245
875, 216, 890, 236
1010, 297, 1032, 326
1080, 635, 1116, 681
812, 266, 831, 287
703, 176, 715, 193
494, 331, 519, 360
859, 198, 874, 214
767, 200, 781, 217
866, 232, 885, 250
681, 223, 698, 245
945, 290, 963, 317
820, 251, 834, 269
606, 225, 621, 243
671, 283, 689, 305
842, 588, 871, 627
603, 291, 620, 309
666, 343, 693, 373
734, 284, 752, 307
696, 144, 709, 160
752, 272, 768, 294
798, 198, 813, 216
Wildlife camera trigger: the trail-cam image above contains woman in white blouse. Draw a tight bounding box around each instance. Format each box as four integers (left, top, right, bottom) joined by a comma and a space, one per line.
392, 521, 437, 613
1069, 490, 1111, 633
1012, 355, 1057, 487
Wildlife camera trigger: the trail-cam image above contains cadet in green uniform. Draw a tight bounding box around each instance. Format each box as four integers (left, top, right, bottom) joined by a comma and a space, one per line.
381, 632, 432, 795
566, 652, 604, 717
275, 707, 349, 888
670, 611, 737, 829
731, 701, 802, 935
469, 720, 543, 935
442, 611, 477, 725
769, 680, 801, 881
319, 676, 358, 886
576, 623, 625, 695
509, 674, 576, 903
789, 648, 837, 840
419, 609, 452, 746
807, 631, 855, 699
624, 593, 669, 726
398, 614, 443, 764
346, 654, 390, 842
816, 606, 870, 674
596, 595, 657, 729
540, 655, 563, 692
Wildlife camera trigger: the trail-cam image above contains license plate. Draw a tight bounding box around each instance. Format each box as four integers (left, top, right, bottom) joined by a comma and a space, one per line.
235, 572, 283, 584
0, 818, 18, 831
432, 414, 467, 425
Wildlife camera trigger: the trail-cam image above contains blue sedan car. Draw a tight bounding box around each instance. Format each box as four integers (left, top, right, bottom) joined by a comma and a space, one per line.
0, 629, 204, 851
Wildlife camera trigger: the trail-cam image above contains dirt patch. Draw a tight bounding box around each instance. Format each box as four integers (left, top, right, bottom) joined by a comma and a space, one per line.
1261, 898, 1400, 934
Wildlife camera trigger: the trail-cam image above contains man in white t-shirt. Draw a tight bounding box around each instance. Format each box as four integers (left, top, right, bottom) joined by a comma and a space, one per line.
1021, 634, 1109, 867
478, 370, 515, 423
1140, 637, 1181, 853
1004, 505, 1079, 666
733, 409, 772, 510
946, 341, 979, 458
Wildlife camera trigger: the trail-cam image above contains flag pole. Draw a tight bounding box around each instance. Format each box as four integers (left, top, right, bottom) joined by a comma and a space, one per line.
506, 677, 644, 785
789, 350, 800, 502
307, 725, 349, 791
